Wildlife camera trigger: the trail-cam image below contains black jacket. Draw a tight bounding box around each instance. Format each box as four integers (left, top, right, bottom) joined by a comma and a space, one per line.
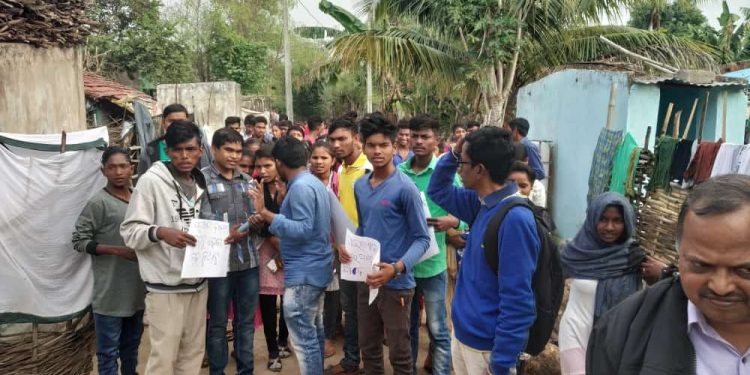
586, 276, 696, 375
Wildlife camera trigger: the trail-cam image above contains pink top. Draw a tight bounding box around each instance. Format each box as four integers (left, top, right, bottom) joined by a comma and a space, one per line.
258, 238, 284, 295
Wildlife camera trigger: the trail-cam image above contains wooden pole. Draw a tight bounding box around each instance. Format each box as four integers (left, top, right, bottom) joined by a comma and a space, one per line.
60, 130, 67, 153
598, 36, 678, 74
672, 110, 682, 138
698, 92, 710, 143
606, 83, 617, 130
661, 102, 674, 137
682, 98, 699, 140
722, 91, 728, 141
282, 0, 294, 122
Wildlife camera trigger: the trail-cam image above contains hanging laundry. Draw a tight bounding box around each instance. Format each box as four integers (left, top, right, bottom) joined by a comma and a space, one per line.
710, 144, 744, 177
623, 147, 643, 198
669, 139, 695, 183
587, 128, 623, 204
609, 133, 638, 195
736, 145, 750, 175
649, 136, 679, 191
683, 141, 723, 184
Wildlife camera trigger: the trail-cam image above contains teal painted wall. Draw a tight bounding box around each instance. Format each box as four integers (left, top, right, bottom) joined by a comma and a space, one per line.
518, 69, 632, 239
626, 84, 661, 150
654, 86, 746, 143
518, 70, 747, 240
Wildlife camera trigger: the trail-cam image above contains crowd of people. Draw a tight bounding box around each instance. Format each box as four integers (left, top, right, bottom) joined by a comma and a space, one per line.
72, 102, 750, 375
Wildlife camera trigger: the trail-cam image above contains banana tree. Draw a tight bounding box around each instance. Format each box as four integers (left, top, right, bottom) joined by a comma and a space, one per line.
327, 0, 718, 124
716, 1, 750, 63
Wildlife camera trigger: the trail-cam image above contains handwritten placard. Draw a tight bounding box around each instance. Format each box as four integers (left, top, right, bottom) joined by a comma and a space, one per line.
181, 219, 230, 278
418, 192, 440, 263
341, 229, 380, 282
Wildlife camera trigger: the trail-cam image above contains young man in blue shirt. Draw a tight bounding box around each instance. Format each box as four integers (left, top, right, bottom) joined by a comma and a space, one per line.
342, 113, 430, 375
249, 136, 333, 375
427, 127, 540, 375
508, 117, 545, 181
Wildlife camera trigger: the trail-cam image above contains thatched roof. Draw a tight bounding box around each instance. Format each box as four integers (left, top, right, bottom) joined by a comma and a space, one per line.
0, 0, 94, 48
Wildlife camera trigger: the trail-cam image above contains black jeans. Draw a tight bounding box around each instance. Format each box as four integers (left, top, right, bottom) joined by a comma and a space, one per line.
339, 278, 361, 370
259, 294, 289, 359
324, 290, 341, 339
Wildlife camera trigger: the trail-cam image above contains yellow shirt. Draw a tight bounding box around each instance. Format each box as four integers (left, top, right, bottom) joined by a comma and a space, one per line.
337, 152, 372, 227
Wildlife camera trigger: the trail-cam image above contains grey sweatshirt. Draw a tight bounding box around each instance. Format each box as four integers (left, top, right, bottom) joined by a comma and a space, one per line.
72, 189, 146, 316
120, 162, 207, 293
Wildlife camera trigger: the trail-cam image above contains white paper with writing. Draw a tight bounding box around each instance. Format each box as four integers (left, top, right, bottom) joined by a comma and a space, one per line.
417, 192, 440, 263
181, 219, 231, 278
342, 229, 380, 282
342, 229, 380, 305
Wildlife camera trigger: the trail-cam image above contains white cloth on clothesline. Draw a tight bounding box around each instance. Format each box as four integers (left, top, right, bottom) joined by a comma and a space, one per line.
0, 127, 108, 321
735, 145, 750, 176
710, 144, 744, 178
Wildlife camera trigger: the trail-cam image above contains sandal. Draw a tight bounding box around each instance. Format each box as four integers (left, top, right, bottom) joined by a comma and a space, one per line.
278, 345, 292, 359
267, 357, 282, 372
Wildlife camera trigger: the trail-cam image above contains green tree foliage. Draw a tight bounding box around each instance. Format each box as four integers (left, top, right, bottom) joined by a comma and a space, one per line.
86, 0, 196, 88
320, 70, 369, 117
328, 0, 717, 124
629, 0, 749, 63
294, 81, 326, 119
296, 26, 342, 39
628, 0, 708, 36
206, 19, 269, 94
85, 0, 379, 118
715, 1, 750, 63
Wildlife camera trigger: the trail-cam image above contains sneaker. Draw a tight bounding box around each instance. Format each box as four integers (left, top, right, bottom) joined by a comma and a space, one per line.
267, 357, 282, 372
278, 345, 292, 359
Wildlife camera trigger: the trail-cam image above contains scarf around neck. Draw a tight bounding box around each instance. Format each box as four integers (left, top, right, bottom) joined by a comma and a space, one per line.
561, 192, 644, 320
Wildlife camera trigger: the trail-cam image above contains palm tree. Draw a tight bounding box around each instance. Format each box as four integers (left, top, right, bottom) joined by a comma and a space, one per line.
716, 1, 750, 63
326, 0, 718, 124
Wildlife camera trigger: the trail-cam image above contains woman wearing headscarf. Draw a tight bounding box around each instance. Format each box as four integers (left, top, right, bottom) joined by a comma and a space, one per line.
558, 192, 665, 375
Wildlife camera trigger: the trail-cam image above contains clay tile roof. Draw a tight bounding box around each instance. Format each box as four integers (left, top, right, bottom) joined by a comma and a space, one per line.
83, 72, 156, 112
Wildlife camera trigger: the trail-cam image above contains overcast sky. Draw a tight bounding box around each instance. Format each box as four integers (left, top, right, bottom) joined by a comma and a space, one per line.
290, 0, 748, 29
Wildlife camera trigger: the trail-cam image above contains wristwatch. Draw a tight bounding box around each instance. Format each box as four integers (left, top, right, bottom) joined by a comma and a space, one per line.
391, 262, 402, 278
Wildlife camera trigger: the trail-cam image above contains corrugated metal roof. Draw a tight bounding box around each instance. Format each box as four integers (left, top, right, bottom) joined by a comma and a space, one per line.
633, 76, 748, 88
83, 72, 156, 112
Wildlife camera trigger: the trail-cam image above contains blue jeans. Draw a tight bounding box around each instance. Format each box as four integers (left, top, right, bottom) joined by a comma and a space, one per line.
409, 271, 452, 375
93, 310, 144, 375
207, 267, 260, 375
284, 284, 326, 375
339, 278, 361, 370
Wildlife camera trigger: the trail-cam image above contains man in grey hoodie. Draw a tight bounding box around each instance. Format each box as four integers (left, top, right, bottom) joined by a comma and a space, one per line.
121, 120, 208, 375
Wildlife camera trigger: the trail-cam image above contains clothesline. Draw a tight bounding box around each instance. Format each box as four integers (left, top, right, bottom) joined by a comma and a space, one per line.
589, 131, 748, 203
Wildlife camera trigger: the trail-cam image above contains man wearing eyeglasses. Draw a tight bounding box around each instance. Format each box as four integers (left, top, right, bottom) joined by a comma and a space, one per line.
428, 127, 540, 375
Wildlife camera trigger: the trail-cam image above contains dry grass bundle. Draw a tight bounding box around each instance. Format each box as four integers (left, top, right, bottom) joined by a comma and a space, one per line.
636, 188, 688, 265
0, 0, 95, 47
0, 311, 95, 374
